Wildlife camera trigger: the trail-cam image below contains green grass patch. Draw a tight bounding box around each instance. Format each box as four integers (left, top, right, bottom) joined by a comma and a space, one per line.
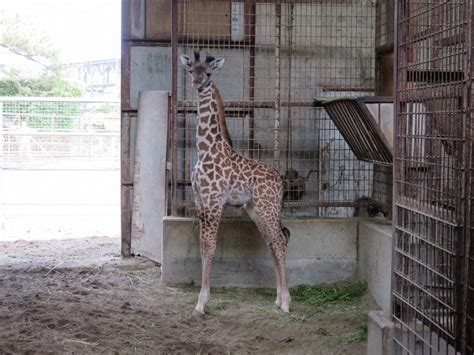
251, 288, 276, 302
291, 282, 367, 311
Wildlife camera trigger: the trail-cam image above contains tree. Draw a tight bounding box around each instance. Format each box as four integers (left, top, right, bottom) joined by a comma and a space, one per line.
0, 74, 83, 97
0, 14, 82, 97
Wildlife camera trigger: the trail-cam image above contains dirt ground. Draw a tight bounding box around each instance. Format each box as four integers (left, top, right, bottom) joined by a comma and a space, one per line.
0, 237, 375, 354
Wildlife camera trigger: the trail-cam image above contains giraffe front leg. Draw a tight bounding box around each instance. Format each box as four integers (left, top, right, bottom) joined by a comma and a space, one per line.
193, 209, 222, 316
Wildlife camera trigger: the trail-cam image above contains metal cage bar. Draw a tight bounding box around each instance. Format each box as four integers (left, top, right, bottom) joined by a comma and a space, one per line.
393, 0, 474, 353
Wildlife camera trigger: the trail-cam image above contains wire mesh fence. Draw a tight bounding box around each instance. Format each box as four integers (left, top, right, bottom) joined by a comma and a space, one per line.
170, 0, 391, 217
0, 97, 120, 170
393, 0, 473, 353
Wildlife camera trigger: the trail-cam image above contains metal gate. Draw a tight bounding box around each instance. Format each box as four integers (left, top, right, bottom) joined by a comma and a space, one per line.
393, 1, 473, 353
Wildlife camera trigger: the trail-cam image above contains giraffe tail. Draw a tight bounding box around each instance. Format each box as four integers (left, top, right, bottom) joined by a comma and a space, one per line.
281, 226, 291, 244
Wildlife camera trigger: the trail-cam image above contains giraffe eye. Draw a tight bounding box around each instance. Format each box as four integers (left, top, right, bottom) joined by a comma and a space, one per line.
189, 70, 193, 74
206, 73, 211, 77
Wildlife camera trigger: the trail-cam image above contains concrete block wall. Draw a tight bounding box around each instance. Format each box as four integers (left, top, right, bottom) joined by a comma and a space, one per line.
162, 217, 359, 287
161, 218, 393, 312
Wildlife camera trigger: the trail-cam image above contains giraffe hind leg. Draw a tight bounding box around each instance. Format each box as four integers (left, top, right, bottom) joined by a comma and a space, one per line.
245, 200, 290, 312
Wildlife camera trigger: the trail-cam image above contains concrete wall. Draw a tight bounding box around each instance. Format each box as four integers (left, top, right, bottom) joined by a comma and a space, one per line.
162, 217, 394, 313
162, 217, 358, 287
357, 220, 393, 315
130, 91, 169, 262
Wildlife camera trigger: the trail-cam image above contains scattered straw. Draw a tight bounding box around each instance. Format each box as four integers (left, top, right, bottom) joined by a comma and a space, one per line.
63, 338, 99, 346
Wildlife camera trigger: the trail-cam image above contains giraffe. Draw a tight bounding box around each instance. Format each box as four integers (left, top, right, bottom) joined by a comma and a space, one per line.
180, 50, 291, 316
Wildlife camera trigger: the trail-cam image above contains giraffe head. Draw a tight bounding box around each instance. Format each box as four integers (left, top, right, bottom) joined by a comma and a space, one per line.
179, 50, 225, 91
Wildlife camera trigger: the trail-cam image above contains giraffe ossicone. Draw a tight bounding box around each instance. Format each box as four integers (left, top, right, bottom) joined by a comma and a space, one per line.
179, 51, 291, 315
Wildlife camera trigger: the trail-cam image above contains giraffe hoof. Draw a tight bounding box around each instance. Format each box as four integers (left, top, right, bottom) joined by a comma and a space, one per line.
275, 300, 282, 308
281, 305, 290, 313
192, 308, 205, 317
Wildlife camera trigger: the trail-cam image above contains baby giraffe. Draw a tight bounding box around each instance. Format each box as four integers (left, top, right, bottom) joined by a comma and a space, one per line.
180, 51, 291, 315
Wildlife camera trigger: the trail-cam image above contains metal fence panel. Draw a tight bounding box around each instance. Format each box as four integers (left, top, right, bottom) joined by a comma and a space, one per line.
0, 97, 120, 170
169, 0, 392, 217
393, 1, 473, 353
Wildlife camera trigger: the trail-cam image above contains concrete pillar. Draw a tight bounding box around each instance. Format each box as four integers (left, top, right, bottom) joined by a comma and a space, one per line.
367, 311, 393, 355
358, 221, 393, 314
131, 91, 169, 263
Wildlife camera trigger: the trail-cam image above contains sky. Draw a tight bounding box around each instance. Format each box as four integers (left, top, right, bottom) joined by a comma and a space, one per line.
1, 0, 121, 63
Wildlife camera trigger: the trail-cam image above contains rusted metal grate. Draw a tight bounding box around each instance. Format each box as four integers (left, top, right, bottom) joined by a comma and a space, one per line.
169, 0, 393, 218
320, 97, 393, 165
393, 0, 473, 353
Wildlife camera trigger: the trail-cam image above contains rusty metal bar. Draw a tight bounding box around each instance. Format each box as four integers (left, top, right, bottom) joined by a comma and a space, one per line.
246, 0, 256, 158
285, 3, 294, 172
120, 112, 132, 257
171, 0, 178, 216
458, 2, 473, 352
174, 199, 371, 209
176, 0, 358, 3
273, 2, 282, 170
177, 100, 316, 109
120, 1, 132, 256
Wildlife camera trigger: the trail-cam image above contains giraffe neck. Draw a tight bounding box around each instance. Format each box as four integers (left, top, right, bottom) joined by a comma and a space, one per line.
196, 81, 233, 159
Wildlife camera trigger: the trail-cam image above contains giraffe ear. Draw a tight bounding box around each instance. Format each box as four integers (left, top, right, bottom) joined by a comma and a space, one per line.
179, 55, 192, 70
209, 58, 225, 71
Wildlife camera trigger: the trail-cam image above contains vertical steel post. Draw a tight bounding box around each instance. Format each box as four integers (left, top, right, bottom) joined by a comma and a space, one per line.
121, 112, 132, 257
247, 0, 256, 158
458, 3, 473, 352
171, 0, 178, 216
274, 2, 282, 171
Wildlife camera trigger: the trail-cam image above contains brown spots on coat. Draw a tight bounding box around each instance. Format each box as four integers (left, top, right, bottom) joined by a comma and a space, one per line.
202, 163, 213, 172
205, 134, 214, 144
214, 165, 223, 177
198, 142, 209, 150
202, 154, 213, 163
199, 106, 211, 115
198, 126, 206, 136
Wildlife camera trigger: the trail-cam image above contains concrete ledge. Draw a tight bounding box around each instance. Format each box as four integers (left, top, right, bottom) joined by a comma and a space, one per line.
367, 311, 393, 355
162, 217, 358, 287
357, 220, 393, 314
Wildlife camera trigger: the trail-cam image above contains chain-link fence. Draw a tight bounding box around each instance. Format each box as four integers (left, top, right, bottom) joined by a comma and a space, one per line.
0, 97, 120, 170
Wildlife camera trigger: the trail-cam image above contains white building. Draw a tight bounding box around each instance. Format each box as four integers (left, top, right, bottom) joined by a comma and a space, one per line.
61, 59, 120, 99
